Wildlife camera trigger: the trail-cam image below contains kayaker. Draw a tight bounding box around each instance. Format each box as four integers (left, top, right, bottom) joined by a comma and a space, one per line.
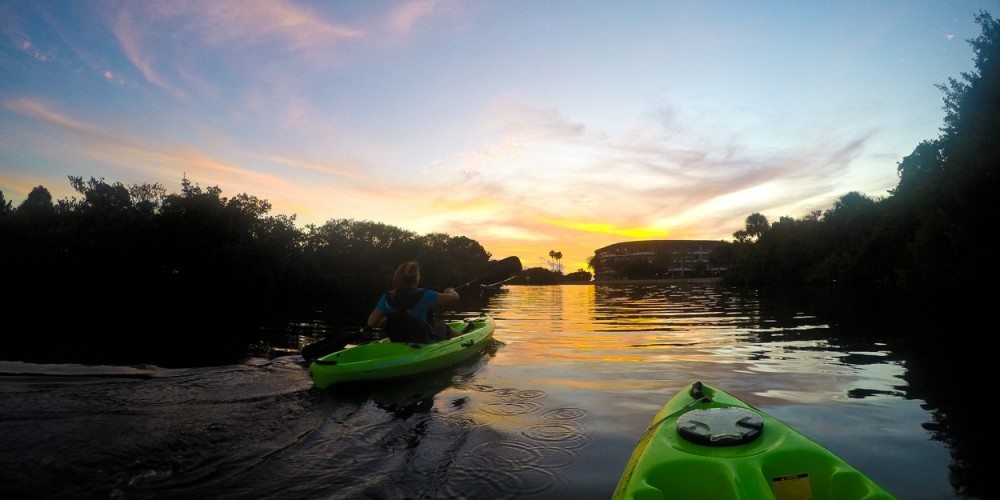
367, 261, 460, 342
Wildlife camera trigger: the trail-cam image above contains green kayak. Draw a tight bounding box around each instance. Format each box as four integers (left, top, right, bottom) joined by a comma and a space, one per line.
614, 382, 894, 500
308, 316, 495, 389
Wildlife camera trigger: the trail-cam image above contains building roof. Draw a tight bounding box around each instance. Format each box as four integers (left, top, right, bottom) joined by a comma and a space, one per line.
594, 239, 725, 255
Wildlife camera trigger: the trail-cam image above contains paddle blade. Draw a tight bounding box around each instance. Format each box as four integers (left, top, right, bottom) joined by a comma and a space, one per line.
301, 329, 361, 362
452, 256, 523, 295
477, 256, 522, 286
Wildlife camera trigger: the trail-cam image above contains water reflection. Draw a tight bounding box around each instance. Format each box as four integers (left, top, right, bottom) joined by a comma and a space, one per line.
0, 283, 985, 498
482, 284, 978, 499
337, 341, 502, 418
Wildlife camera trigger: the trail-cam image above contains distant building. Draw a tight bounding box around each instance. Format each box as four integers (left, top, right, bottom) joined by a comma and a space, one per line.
592, 240, 727, 280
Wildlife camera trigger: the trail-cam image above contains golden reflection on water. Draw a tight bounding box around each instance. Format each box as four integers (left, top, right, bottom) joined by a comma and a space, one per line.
480, 284, 905, 409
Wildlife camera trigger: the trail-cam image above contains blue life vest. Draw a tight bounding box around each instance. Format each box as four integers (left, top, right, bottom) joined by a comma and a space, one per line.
384, 288, 434, 343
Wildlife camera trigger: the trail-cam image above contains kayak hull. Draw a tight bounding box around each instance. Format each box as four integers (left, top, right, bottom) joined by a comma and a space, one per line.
308, 316, 494, 389
614, 382, 894, 500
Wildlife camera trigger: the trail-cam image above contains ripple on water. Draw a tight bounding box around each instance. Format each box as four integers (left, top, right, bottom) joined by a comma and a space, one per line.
515, 389, 546, 399
533, 446, 577, 468
440, 467, 521, 499
475, 385, 546, 415
444, 414, 483, 430
464, 440, 544, 471
503, 466, 569, 497
479, 400, 543, 416
443, 462, 566, 499
542, 407, 588, 421
522, 422, 592, 450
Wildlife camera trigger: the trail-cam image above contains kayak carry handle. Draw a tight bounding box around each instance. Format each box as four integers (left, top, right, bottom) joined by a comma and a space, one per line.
690, 381, 704, 399
690, 381, 712, 402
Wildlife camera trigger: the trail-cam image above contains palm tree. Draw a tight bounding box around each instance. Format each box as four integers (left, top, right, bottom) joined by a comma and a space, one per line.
744, 213, 770, 240
548, 250, 563, 273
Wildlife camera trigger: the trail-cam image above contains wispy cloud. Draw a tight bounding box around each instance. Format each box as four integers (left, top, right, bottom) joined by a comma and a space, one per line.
14, 38, 53, 62
6, 98, 106, 135
10, 3, 137, 89
2, 97, 437, 227
0, 169, 62, 200
102, 70, 125, 85
427, 100, 878, 261
5, 97, 289, 193
1, 94, 882, 271
494, 99, 593, 142
382, 0, 477, 42
169, 1, 364, 51
427, 99, 604, 180
112, 7, 183, 98
0, 5, 56, 63
108, 0, 365, 97
387, 0, 442, 38
264, 154, 365, 180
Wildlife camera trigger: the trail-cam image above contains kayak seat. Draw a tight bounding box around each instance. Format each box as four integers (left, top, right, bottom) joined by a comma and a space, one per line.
642, 460, 750, 500
761, 449, 887, 499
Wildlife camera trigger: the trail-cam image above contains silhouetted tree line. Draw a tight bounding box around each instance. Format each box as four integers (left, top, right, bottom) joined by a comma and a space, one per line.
721, 12, 1000, 292
0, 176, 492, 365
508, 267, 592, 285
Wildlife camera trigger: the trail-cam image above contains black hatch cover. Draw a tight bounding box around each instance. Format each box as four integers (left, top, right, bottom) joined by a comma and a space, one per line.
677, 407, 764, 446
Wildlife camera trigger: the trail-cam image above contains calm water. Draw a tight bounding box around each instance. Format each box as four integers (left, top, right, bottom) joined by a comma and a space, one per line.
0, 283, 983, 498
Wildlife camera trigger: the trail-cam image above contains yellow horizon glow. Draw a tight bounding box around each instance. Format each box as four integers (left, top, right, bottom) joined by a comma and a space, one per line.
539, 217, 669, 240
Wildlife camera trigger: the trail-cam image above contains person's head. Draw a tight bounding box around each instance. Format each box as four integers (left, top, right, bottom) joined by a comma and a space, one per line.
392, 261, 420, 295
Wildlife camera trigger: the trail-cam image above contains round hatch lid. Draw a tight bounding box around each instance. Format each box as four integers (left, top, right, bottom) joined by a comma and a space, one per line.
676, 407, 764, 446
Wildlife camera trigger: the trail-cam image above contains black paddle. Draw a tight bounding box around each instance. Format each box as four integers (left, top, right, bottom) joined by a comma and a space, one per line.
453, 256, 523, 293
301, 256, 522, 362
301, 327, 367, 362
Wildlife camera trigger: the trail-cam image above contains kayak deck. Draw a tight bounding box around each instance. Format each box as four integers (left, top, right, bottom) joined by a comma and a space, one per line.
614, 382, 894, 500
308, 316, 495, 389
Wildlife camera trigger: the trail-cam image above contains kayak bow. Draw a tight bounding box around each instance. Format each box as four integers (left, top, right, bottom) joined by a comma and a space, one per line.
614, 381, 894, 500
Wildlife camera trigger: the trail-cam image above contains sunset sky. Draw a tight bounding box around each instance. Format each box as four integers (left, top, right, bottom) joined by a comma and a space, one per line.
0, 1, 993, 271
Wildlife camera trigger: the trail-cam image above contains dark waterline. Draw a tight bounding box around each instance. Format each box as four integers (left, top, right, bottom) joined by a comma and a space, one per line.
0, 284, 986, 498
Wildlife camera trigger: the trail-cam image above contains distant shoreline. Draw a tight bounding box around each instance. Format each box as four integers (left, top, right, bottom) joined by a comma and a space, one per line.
594, 276, 723, 285
509, 276, 723, 286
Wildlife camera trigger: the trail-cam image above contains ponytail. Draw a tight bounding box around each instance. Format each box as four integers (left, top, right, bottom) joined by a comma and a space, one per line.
392, 261, 420, 298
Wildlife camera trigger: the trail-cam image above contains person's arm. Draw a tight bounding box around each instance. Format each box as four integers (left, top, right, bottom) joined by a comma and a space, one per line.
367, 308, 385, 328
436, 287, 460, 307
368, 294, 388, 328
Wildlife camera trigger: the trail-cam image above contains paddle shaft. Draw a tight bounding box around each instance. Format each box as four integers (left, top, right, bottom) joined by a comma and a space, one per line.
454, 256, 522, 293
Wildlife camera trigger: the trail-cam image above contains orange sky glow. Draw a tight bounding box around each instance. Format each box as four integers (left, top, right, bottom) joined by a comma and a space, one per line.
2, 1, 990, 272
